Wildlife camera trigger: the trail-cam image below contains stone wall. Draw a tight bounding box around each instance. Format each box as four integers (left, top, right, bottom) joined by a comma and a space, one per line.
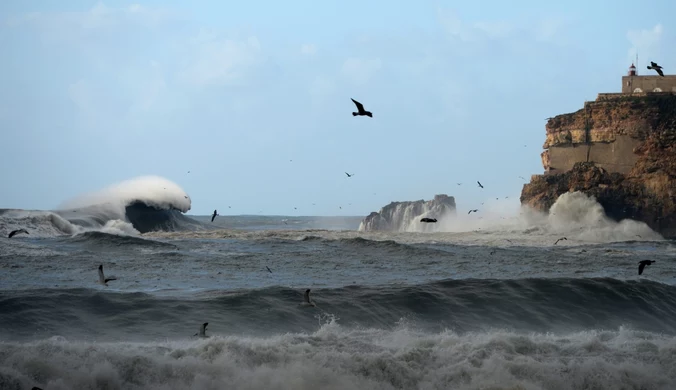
621, 75, 676, 93
544, 135, 640, 175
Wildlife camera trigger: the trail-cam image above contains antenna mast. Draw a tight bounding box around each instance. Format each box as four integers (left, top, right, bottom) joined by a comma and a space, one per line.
636, 52, 639, 75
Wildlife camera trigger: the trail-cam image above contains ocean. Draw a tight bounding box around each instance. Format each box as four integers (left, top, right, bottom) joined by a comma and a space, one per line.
1, 176, 675, 390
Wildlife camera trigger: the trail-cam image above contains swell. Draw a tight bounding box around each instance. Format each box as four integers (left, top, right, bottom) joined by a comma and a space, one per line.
64, 231, 179, 249
2, 277, 676, 342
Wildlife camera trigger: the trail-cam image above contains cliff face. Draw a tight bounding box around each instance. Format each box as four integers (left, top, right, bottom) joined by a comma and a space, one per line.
521, 94, 676, 238
359, 194, 456, 232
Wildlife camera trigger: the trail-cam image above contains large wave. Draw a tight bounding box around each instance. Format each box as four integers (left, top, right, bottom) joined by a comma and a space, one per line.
0, 176, 205, 237
1, 278, 676, 389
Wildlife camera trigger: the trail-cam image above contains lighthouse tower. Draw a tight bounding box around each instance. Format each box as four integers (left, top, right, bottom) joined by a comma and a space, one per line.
628, 63, 637, 76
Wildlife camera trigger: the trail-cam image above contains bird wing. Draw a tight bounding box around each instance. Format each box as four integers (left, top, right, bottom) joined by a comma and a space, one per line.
657, 68, 664, 77
351, 98, 364, 112
304, 289, 311, 302
8, 230, 16, 238
211, 215, 216, 222
638, 262, 646, 275
98, 267, 105, 281
104, 277, 117, 283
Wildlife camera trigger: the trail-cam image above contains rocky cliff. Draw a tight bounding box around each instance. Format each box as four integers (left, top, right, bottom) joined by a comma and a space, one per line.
521, 94, 676, 238
359, 194, 456, 232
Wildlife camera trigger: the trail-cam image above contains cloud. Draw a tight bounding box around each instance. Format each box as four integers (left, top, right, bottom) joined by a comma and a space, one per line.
627, 23, 663, 65
340, 57, 382, 85
179, 30, 264, 87
301, 43, 317, 55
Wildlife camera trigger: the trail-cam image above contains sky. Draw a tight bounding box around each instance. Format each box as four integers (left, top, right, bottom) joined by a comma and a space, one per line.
0, 0, 674, 216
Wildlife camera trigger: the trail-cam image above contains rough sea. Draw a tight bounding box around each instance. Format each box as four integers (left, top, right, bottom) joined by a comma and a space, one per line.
1, 176, 675, 390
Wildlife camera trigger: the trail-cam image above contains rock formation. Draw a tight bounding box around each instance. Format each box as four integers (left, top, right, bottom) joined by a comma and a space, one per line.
521, 94, 676, 238
359, 194, 456, 232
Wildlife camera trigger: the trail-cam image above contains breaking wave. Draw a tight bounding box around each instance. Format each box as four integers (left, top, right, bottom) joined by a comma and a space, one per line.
2, 278, 676, 389
0, 176, 205, 238
365, 191, 664, 243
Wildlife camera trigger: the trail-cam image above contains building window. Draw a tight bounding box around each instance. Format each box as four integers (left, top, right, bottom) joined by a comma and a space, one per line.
654, 88, 663, 92
633, 88, 643, 93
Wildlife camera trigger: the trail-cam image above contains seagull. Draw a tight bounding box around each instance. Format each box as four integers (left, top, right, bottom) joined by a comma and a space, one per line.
420, 217, 437, 223
345, 172, 354, 177
468, 209, 478, 214
8, 229, 29, 238
456, 183, 462, 185
351, 98, 373, 117
477, 181, 484, 189
647, 61, 664, 77
638, 260, 655, 275
194, 322, 209, 338
98, 264, 117, 286
211, 209, 218, 222
554, 237, 567, 245
303, 289, 316, 307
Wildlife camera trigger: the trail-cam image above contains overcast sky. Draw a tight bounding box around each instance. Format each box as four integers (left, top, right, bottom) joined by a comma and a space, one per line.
0, 0, 673, 216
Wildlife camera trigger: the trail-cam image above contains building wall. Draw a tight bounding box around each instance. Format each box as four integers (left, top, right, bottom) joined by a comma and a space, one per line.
546, 135, 640, 175
622, 75, 676, 93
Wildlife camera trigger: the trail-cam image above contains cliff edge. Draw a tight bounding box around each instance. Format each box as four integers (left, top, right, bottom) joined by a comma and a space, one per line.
521, 94, 676, 238
359, 194, 456, 232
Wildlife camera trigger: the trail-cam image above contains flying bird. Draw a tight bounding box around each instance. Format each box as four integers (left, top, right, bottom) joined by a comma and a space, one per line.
97, 265, 117, 286
468, 209, 478, 214
266, 266, 272, 273
554, 237, 567, 245
345, 172, 354, 177
477, 181, 484, 189
647, 61, 664, 77
638, 260, 655, 275
420, 218, 437, 223
351, 98, 373, 117
457, 183, 462, 186
8, 229, 29, 238
303, 289, 316, 307
211, 209, 218, 222
194, 322, 209, 338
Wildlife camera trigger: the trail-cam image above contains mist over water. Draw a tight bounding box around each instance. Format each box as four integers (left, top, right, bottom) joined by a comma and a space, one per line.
1, 177, 675, 389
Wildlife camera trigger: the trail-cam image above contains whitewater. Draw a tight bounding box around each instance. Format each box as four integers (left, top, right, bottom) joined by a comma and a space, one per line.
1, 176, 675, 390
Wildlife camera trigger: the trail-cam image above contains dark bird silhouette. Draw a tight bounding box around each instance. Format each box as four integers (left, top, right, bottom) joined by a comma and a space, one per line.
266, 266, 272, 273
351, 98, 372, 117
8, 229, 29, 238
303, 289, 316, 307
554, 237, 567, 245
477, 181, 484, 189
638, 260, 655, 275
345, 172, 354, 177
420, 218, 437, 223
194, 322, 209, 337
457, 183, 462, 185
97, 265, 117, 286
647, 61, 664, 77
211, 209, 218, 222
468, 209, 478, 214
32, 387, 43, 390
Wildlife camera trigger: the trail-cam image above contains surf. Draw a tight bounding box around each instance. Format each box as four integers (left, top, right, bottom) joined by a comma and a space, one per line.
0, 176, 206, 237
